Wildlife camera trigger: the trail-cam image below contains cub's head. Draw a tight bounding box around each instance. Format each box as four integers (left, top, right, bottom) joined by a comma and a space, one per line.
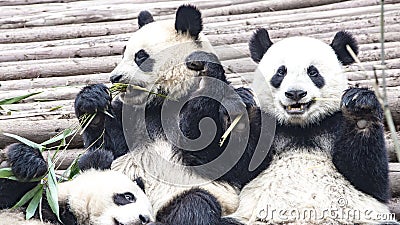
110, 4, 214, 104
250, 29, 358, 126
58, 170, 153, 225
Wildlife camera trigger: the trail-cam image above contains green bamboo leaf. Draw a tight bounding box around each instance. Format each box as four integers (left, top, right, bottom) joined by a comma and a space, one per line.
68, 159, 81, 180
3, 133, 44, 152
49, 106, 63, 112
0, 92, 42, 105
0, 167, 13, 178
46, 155, 61, 222
12, 184, 43, 209
40, 128, 76, 146
25, 186, 43, 220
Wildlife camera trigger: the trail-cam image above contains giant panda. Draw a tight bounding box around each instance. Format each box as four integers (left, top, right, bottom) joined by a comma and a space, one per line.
72, 4, 259, 225
220, 29, 397, 224
0, 144, 154, 225
74, 4, 256, 185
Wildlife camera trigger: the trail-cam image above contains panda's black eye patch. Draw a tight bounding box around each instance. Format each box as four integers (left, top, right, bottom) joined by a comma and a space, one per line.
307, 65, 319, 77
134, 49, 154, 72
135, 49, 150, 66
113, 192, 136, 206
307, 65, 325, 88
276, 65, 287, 77
270, 65, 287, 88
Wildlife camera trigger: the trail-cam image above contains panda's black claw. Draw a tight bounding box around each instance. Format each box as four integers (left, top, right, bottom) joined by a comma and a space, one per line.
341, 88, 382, 120
5, 143, 47, 181
74, 84, 111, 118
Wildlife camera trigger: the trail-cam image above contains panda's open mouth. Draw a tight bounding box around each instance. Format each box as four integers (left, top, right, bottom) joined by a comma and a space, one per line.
283, 101, 313, 115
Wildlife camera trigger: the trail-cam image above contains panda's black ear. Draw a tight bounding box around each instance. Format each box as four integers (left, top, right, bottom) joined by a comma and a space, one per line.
249, 28, 273, 63
138, 10, 154, 28
175, 4, 203, 39
134, 177, 146, 193
330, 31, 359, 66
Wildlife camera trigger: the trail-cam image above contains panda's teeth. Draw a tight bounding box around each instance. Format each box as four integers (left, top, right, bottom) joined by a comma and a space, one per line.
300, 105, 305, 110
287, 105, 292, 110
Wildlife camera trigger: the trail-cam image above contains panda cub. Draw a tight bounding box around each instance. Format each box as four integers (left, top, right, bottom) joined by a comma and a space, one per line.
221, 29, 396, 224
0, 143, 153, 225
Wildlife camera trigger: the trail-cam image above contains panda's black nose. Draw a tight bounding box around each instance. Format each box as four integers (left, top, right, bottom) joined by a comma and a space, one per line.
139, 214, 150, 224
285, 90, 307, 101
110, 74, 123, 83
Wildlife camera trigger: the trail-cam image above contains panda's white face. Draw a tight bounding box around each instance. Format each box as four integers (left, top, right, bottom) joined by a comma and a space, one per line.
58, 170, 153, 225
253, 36, 347, 126
110, 8, 214, 105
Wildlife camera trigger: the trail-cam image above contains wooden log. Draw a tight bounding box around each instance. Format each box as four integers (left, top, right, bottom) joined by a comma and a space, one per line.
389, 198, 400, 221
0, 99, 74, 112
0, 73, 110, 91
0, 0, 263, 29
0, 42, 125, 62
0, 56, 120, 81
390, 163, 400, 197
0, 22, 135, 44
0, 0, 396, 45
0, 0, 79, 6
0, 119, 82, 149
0, 86, 83, 102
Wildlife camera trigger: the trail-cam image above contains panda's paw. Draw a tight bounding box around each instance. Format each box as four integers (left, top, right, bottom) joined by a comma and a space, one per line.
78, 149, 114, 171
185, 51, 219, 71
341, 88, 383, 121
185, 51, 226, 80
5, 143, 47, 181
74, 84, 111, 118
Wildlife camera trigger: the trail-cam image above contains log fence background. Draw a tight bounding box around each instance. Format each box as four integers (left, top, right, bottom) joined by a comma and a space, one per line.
0, 0, 399, 216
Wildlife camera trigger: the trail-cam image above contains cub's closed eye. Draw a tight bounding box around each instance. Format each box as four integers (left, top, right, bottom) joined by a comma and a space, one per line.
113, 192, 136, 206
135, 49, 150, 66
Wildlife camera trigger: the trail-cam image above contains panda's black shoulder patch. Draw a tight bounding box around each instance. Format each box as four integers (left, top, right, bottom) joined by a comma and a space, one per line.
175, 4, 203, 39
330, 31, 358, 66
138, 10, 154, 28
249, 28, 273, 63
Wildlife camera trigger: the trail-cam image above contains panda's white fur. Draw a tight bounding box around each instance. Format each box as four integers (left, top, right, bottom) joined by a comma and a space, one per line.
111, 19, 215, 105
111, 140, 239, 216
0, 170, 154, 225
252, 36, 347, 126
229, 151, 392, 225
223, 31, 396, 225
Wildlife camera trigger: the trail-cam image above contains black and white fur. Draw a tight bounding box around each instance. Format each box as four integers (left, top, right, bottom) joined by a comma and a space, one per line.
0, 144, 153, 225
221, 29, 395, 224
74, 4, 257, 225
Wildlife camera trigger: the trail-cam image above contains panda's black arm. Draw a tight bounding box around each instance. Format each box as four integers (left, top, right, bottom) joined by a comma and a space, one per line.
75, 84, 129, 170
332, 88, 390, 203
0, 143, 47, 209
74, 84, 112, 150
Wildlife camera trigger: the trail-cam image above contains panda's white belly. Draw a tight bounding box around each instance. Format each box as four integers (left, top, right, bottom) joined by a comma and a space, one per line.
230, 151, 392, 225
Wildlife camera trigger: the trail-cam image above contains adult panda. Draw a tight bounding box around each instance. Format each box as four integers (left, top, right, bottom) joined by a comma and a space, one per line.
220, 29, 397, 224
74, 4, 258, 225
0, 144, 154, 225
75, 4, 257, 186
